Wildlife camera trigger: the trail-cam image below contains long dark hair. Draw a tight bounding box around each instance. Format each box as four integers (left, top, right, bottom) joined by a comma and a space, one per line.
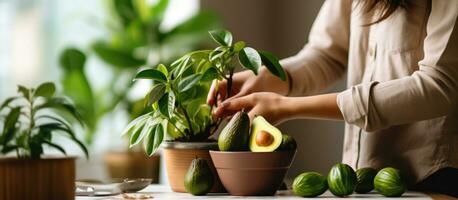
359, 0, 408, 25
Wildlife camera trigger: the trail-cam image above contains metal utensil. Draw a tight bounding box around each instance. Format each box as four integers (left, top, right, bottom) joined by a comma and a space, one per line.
75, 178, 152, 196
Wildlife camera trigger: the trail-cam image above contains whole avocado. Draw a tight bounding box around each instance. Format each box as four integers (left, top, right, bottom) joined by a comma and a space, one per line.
218, 111, 250, 151
355, 167, 377, 193
184, 157, 214, 195
293, 172, 328, 197
374, 167, 406, 197
277, 134, 297, 151
327, 163, 357, 197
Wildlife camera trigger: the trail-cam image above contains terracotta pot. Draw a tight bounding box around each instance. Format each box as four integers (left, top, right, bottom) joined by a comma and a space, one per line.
0, 157, 75, 200
210, 150, 296, 196
104, 151, 160, 183
163, 141, 225, 193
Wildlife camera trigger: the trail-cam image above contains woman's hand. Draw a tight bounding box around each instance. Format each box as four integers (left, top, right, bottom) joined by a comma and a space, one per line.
213, 92, 344, 125
206, 67, 290, 107
213, 92, 290, 125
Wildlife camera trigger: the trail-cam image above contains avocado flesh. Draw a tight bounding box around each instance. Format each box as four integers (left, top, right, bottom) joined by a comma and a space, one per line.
184, 158, 214, 195
218, 111, 250, 151
249, 116, 282, 152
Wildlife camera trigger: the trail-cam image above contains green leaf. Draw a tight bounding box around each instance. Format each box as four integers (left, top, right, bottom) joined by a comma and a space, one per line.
128, 117, 148, 146
134, 69, 167, 82
144, 84, 166, 107
1, 145, 18, 154
158, 92, 175, 118
201, 67, 219, 82
178, 74, 202, 92
0, 97, 18, 111
167, 92, 176, 118
36, 97, 83, 126
156, 64, 168, 77
150, 0, 168, 19
43, 140, 66, 155
121, 112, 151, 137
239, 47, 261, 75
233, 41, 246, 52
59, 48, 86, 71
130, 117, 157, 147
34, 82, 56, 98
39, 123, 88, 158
18, 85, 30, 99
209, 29, 233, 46
113, 0, 137, 26
0, 107, 21, 145
144, 123, 164, 156
258, 50, 286, 81
92, 41, 145, 68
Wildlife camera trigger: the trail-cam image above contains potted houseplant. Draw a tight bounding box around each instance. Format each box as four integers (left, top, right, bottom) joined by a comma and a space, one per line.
0, 82, 88, 200
123, 29, 285, 192
59, 0, 220, 182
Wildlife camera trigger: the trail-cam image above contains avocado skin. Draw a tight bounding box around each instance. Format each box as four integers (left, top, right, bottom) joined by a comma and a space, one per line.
218, 111, 250, 151
277, 134, 297, 151
184, 158, 214, 195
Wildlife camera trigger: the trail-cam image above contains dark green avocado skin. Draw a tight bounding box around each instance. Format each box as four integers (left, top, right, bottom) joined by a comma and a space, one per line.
218, 111, 250, 151
184, 158, 214, 195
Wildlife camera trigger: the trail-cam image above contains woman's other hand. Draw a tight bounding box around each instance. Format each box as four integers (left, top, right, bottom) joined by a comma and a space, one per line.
213, 92, 290, 125
206, 67, 289, 107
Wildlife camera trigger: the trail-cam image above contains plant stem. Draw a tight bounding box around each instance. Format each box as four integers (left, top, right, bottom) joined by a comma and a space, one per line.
180, 106, 194, 136
226, 70, 234, 98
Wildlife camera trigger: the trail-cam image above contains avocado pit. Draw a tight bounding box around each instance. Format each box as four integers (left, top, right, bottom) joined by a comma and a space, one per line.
256, 130, 274, 147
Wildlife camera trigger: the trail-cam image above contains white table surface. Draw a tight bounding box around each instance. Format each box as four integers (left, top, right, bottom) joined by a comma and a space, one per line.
76, 184, 434, 200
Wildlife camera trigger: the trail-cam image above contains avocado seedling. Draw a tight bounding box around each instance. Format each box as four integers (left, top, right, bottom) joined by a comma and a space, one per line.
123, 29, 286, 156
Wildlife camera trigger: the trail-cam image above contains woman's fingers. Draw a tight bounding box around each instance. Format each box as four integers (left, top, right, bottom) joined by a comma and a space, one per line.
207, 80, 227, 106
213, 95, 254, 118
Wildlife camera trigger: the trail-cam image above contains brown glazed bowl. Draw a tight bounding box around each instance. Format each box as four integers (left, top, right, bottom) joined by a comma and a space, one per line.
209, 150, 296, 196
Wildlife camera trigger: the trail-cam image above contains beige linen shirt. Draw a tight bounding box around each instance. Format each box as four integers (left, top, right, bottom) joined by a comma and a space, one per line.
281, 0, 458, 184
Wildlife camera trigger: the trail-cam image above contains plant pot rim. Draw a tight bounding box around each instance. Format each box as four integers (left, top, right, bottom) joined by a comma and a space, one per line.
162, 141, 218, 150
0, 155, 76, 162
209, 150, 296, 154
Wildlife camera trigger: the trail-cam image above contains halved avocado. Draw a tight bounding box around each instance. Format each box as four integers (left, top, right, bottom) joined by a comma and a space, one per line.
249, 116, 282, 152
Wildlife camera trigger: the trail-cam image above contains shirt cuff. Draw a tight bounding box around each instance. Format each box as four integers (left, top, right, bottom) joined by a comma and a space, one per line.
337, 81, 380, 131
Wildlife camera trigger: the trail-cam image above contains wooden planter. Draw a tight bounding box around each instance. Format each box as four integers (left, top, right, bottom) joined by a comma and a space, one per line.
0, 157, 75, 200
163, 141, 225, 193
104, 151, 160, 183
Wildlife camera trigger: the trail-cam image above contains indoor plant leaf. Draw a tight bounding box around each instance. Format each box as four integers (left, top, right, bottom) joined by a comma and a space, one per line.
121, 112, 151, 137
36, 97, 83, 125
239, 47, 261, 75
208, 29, 232, 46
92, 41, 145, 68
144, 84, 166, 107
157, 92, 175, 118
17, 85, 30, 99
130, 117, 156, 147
0, 107, 21, 145
156, 64, 169, 77
0, 97, 18, 111
258, 50, 286, 81
43, 140, 67, 155
134, 69, 167, 82
178, 74, 202, 92
59, 48, 86, 71
201, 67, 219, 82
144, 122, 164, 156
34, 82, 56, 98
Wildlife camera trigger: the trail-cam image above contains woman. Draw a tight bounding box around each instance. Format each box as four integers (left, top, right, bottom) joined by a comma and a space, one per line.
208, 0, 458, 197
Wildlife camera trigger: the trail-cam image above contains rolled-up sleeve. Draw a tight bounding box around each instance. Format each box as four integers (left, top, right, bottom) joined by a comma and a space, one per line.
337, 1, 458, 131
281, 0, 350, 96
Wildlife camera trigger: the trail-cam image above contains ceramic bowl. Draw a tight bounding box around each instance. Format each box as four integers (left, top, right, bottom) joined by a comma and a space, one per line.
209, 150, 296, 196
